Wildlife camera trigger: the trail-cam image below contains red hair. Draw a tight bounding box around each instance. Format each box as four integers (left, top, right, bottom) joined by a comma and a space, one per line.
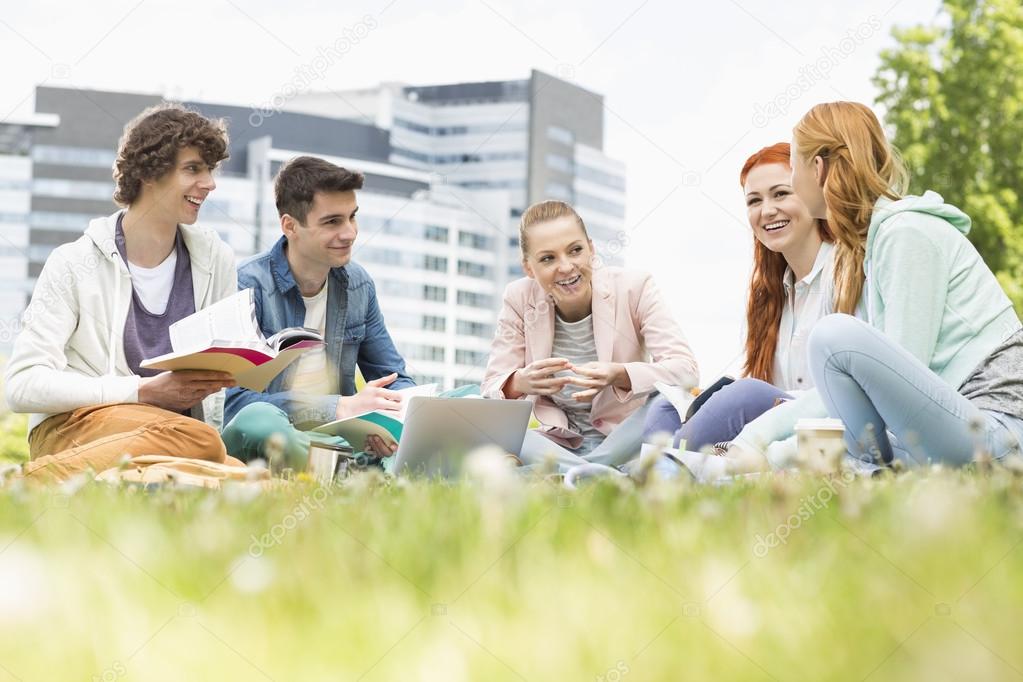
740, 143, 832, 383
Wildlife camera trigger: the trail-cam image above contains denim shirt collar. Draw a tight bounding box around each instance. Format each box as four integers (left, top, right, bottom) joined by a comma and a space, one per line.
269, 235, 349, 296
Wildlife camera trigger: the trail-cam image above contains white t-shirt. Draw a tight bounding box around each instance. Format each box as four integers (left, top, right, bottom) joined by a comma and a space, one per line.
127, 249, 177, 315
291, 281, 331, 395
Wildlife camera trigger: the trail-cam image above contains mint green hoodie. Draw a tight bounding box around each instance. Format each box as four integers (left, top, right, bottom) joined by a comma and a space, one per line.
733, 191, 1022, 466
863, 190, 1020, 383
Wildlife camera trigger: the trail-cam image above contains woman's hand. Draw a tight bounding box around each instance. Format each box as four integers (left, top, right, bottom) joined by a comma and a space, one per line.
505, 358, 573, 398
565, 362, 631, 402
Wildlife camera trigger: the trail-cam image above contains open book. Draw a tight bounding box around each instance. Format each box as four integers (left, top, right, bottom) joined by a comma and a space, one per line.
311, 384, 439, 452
140, 289, 324, 392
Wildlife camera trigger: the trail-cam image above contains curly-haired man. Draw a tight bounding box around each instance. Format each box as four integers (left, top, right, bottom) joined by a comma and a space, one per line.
4, 103, 243, 483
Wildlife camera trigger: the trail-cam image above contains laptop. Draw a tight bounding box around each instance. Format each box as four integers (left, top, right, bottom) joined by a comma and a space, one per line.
392, 397, 532, 478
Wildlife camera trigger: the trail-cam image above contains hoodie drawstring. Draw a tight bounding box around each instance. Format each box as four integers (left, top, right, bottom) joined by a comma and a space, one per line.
109, 260, 119, 376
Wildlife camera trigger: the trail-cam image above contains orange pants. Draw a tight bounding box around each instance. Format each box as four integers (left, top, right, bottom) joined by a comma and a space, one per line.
25, 403, 241, 484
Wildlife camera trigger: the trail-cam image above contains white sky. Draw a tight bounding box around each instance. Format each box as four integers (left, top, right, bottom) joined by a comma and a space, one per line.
0, 0, 938, 379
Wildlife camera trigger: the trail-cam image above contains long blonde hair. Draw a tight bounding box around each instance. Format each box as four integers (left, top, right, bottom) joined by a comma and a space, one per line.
792, 102, 909, 314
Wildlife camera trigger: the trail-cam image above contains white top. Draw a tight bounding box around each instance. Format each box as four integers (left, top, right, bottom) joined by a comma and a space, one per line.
550, 312, 605, 453
291, 281, 330, 396
127, 249, 177, 315
772, 241, 835, 392
3, 211, 237, 434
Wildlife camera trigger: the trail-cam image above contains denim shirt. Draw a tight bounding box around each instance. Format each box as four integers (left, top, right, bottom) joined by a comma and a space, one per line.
223, 236, 414, 427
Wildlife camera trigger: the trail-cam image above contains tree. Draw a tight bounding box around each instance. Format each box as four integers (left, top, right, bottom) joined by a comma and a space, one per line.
873, 0, 1023, 310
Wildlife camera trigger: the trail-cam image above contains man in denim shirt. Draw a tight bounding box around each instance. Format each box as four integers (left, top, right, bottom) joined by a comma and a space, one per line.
222, 156, 414, 462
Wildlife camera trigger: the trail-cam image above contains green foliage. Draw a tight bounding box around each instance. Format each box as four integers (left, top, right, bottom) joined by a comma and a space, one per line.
874, 0, 1023, 311
0, 410, 28, 465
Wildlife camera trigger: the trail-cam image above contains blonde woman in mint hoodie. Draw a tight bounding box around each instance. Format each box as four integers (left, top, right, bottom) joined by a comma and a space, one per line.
723, 101, 1023, 472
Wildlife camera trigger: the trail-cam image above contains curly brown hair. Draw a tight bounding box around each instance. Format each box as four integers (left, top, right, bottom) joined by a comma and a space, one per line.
113, 104, 229, 207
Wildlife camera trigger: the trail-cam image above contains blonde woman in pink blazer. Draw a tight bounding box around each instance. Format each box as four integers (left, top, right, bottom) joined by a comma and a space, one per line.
482, 200, 699, 471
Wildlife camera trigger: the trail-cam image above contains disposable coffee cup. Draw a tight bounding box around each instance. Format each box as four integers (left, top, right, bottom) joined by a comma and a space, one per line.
308, 442, 354, 485
795, 418, 846, 470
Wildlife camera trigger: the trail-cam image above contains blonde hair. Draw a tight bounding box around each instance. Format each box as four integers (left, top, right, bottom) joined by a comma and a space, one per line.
519, 200, 589, 259
793, 102, 909, 314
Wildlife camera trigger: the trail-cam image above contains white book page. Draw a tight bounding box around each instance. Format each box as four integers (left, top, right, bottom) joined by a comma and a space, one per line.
396, 383, 439, 421
168, 289, 264, 354
653, 381, 696, 417
266, 327, 324, 351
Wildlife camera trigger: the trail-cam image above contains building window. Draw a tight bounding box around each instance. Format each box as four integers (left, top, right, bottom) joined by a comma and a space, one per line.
545, 153, 573, 174
423, 284, 447, 302
394, 118, 528, 136
456, 349, 489, 366
457, 290, 493, 309
412, 374, 445, 386
545, 181, 573, 202
547, 125, 575, 146
422, 315, 446, 332
576, 164, 626, 191
379, 280, 414, 299
400, 343, 446, 362
424, 225, 449, 242
383, 311, 419, 330
31, 145, 117, 168
454, 379, 478, 389
359, 247, 401, 266
456, 320, 493, 338
454, 179, 526, 190
457, 260, 492, 279
424, 254, 448, 272
575, 191, 625, 218
458, 231, 493, 251
393, 149, 527, 165
0, 212, 28, 224
30, 211, 98, 230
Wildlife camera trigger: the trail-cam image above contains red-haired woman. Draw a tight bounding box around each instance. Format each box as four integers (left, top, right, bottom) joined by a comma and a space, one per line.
643, 142, 834, 450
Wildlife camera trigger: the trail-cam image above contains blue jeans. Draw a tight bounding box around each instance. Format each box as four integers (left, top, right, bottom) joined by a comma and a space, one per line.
808, 314, 1023, 466
642, 379, 792, 451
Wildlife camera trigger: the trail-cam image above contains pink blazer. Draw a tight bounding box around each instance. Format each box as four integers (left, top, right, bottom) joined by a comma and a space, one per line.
481, 267, 699, 449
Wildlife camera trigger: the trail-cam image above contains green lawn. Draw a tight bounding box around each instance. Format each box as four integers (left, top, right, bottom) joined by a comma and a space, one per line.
2, 462, 1022, 681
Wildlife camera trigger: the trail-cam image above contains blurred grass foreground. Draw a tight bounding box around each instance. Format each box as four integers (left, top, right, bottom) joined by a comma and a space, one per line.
2, 461, 1022, 681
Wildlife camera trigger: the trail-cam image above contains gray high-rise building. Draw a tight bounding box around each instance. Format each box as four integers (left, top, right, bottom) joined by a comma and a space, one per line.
286, 69, 627, 278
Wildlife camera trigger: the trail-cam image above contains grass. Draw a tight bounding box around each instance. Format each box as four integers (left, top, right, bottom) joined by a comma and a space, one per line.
0, 412, 28, 466
2, 463, 1022, 681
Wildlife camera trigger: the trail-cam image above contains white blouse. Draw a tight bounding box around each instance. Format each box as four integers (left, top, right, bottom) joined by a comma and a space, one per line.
771, 241, 836, 392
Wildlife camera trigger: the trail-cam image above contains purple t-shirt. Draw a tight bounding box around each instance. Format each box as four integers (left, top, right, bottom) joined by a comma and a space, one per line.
115, 213, 195, 378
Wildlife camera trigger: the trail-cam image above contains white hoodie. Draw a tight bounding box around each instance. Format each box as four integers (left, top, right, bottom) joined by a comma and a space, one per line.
4, 211, 237, 433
